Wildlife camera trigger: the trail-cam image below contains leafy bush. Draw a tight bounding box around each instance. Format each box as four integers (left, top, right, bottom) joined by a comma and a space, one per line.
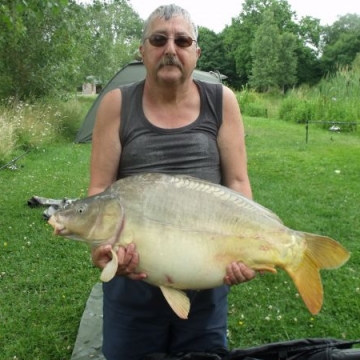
237, 88, 269, 118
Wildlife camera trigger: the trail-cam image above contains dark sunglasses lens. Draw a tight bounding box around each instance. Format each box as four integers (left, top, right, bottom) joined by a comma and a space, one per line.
174, 37, 193, 47
148, 35, 194, 47
149, 35, 168, 47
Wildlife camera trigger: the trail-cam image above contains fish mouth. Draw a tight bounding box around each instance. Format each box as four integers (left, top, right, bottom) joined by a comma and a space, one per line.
54, 225, 69, 235
48, 216, 70, 236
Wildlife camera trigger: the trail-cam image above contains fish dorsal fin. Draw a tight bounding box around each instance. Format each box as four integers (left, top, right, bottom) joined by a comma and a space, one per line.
100, 249, 118, 282
159, 286, 190, 319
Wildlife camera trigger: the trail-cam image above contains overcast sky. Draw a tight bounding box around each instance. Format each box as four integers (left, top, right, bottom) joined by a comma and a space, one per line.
128, 0, 360, 33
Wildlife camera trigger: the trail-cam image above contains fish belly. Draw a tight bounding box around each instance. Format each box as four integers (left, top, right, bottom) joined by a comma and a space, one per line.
117, 216, 289, 290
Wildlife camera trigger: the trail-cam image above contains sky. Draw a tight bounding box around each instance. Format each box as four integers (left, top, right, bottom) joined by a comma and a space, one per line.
128, 0, 360, 33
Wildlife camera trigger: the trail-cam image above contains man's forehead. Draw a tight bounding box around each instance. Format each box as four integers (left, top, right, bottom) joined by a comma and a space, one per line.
148, 15, 192, 34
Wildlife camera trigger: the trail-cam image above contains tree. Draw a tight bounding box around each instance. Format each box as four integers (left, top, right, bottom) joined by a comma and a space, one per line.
0, 0, 73, 99
294, 45, 322, 86
0, 0, 143, 99
197, 27, 240, 88
223, 0, 296, 87
294, 15, 323, 85
320, 14, 360, 74
81, 0, 142, 83
249, 10, 281, 92
222, 0, 326, 88
277, 32, 297, 91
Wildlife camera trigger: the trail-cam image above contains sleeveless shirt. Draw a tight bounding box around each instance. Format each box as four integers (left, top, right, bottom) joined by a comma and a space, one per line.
117, 79, 223, 184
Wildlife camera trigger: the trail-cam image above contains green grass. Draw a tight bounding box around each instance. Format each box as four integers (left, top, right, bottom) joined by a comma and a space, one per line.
0, 117, 359, 358
0, 144, 97, 359
228, 118, 360, 348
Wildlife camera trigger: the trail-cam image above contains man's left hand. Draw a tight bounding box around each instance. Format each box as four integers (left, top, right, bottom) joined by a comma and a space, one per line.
224, 262, 256, 286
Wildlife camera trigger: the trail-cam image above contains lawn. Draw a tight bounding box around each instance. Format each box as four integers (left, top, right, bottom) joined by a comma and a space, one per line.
227, 119, 360, 348
0, 117, 359, 358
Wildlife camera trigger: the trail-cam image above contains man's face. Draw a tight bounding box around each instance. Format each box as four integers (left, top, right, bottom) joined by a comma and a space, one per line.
140, 15, 201, 84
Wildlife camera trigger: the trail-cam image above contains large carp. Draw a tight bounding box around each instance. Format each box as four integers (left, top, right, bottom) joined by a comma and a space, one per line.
48, 173, 350, 319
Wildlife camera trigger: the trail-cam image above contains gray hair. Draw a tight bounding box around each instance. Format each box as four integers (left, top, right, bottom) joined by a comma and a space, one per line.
142, 4, 199, 42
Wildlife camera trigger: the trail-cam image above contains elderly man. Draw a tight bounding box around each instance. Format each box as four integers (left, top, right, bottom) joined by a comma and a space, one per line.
89, 4, 255, 359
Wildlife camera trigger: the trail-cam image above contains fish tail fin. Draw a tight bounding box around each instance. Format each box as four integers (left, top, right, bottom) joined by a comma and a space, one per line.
303, 233, 350, 269
287, 233, 350, 315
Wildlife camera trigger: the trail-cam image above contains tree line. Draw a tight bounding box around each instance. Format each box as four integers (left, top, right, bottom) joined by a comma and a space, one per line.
1, 0, 359, 99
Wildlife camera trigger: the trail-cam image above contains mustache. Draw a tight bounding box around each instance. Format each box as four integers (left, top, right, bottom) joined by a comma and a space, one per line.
157, 57, 183, 70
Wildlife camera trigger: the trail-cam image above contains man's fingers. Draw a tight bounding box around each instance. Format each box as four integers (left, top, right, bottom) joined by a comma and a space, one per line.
126, 251, 139, 272
115, 243, 143, 277
91, 245, 112, 268
225, 262, 256, 285
121, 243, 135, 264
128, 272, 147, 281
236, 262, 256, 280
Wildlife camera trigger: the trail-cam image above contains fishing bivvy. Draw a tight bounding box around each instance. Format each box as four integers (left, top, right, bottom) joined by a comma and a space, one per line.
143, 338, 360, 360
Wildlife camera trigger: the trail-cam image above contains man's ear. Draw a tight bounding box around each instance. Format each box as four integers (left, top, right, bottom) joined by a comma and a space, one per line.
139, 45, 144, 59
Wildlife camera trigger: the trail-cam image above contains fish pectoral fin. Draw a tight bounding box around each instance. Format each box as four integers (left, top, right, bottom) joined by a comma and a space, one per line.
159, 286, 190, 319
252, 264, 277, 274
100, 249, 118, 282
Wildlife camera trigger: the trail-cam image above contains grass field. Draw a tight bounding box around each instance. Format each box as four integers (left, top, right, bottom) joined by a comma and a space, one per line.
227, 119, 360, 348
0, 117, 359, 358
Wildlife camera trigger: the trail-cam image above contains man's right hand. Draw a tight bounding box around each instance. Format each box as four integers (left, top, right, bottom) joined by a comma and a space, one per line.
91, 243, 147, 281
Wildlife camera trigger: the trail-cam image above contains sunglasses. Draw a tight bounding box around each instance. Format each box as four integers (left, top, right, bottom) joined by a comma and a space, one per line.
145, 34, 196, 48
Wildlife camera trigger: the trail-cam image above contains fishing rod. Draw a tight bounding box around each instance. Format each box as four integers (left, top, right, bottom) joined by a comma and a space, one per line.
0, 150, 30, 171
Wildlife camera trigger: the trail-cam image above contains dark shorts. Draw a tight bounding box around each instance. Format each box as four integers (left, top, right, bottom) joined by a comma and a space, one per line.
102, 278, 229, 360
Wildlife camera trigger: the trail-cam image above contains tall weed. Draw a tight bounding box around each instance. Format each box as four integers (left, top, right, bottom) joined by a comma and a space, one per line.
0, 111, 17, 158
0, 95, 94, 165
279, 63, 360, 126
237, 87, 281, 118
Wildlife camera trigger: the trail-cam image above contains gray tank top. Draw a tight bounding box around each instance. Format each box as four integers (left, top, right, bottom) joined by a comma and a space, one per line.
118, 79, 223, 184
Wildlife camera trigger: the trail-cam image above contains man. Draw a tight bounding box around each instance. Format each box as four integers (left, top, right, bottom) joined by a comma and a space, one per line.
89, 4, 256, 359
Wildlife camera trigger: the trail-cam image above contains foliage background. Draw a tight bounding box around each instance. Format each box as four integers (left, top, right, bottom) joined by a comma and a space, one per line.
1, 0, 360, 99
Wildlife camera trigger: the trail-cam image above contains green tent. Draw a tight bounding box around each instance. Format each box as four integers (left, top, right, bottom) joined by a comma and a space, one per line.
74, 61, 226, 143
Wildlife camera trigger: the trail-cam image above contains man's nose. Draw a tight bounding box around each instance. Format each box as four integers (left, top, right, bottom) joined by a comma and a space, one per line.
164, 38, 177, 55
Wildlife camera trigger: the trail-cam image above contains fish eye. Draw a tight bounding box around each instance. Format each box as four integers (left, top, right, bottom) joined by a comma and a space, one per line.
77, 204, 87, 214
